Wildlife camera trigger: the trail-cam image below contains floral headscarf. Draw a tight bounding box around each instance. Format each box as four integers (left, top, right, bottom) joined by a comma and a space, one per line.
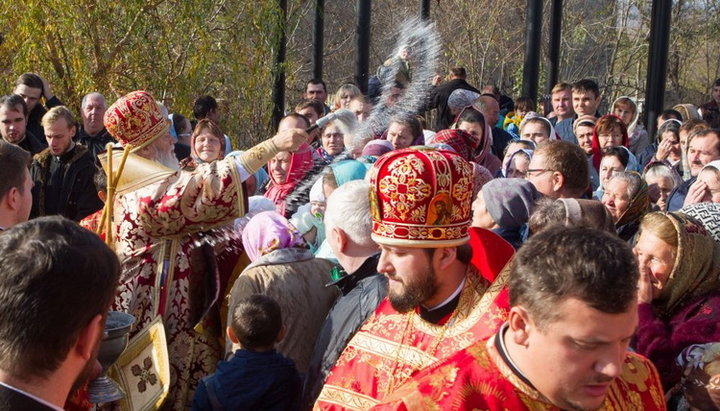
241, 211, 307, 262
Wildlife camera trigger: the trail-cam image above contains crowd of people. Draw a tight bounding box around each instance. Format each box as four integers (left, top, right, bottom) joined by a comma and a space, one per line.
1, 67, 720, 411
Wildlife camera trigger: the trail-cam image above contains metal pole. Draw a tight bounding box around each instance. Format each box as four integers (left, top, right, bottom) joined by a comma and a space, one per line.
522, 0, 542, 101
355, 0, 371, 93
420, 0, 430, 20
546, 0, 562, 93
312, 0, 324, 80
271, 0, 287, 130
644, 0, 672, 140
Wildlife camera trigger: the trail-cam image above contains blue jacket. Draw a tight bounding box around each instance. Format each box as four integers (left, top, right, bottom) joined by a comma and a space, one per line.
192, 349, 301, 411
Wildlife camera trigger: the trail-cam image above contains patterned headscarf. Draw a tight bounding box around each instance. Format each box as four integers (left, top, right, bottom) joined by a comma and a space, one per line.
650, 212, 720, 316
682, 202, 720, 243
242, 211, 307, 262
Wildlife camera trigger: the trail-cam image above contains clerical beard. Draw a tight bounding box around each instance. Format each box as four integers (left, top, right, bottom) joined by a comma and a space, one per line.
388, 266, 438, 313
156, 146, 180, 171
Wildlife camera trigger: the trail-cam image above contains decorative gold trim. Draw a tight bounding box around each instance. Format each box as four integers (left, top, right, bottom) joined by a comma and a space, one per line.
228, 160, 247, 217
370, 234, 469, 248
348, 332, 438, 369
109, 316, 170, 411
237, 139, 279, 175
98, 151, 175, 196
316, 385, 379, 410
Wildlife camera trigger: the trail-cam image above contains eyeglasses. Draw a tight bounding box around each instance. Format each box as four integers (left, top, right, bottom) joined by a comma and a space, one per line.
525, 168, 554, 177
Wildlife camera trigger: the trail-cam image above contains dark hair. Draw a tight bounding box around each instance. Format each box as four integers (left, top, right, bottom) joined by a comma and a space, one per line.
690, 129, 720, 155
572, 79, 601, 99
0, 94, 28, 117
281, 112, 311, 130
714, 78, 720, 88
601, 146, 629, 168
509, 225, 638, 328
0, 216, 120, 381
659, 109, 682, 122
456, 107, 485, 128
656, 119, 680, 143
15, 73, 43, 90
295, 99, 324, 118
172, 113, 187, 135
0, 141, 31, 200
449, 67, 467, 78
231, 294, 283, 350
192, 95, 218, 120
93, 167, 107, 193
536, 140, 589, 196
306, 78, 327, 92
388, 111, 421, 140
421, 243, 472, 265
515, 96, 536, 113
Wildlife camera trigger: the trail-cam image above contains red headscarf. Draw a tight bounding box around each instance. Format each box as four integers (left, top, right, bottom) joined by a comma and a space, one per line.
591, 114, 629, 171
264, 143, 314, 216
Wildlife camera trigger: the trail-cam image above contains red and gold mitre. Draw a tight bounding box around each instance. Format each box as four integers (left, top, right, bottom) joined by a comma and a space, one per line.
369, 147, 474, 247
104, 90, 169, 152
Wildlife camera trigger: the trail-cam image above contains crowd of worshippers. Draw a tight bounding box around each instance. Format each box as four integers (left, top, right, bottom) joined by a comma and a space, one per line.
1, 67, 720, 411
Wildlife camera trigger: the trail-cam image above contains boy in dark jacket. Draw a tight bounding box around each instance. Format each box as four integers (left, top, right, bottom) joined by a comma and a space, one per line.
192, 294, 301, 411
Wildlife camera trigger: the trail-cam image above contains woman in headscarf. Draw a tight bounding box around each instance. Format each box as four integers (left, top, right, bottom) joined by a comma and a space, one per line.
449, 107, 502, 174
644, 161, 682, 211
683, 160, 720, 207
263, 143, 314, 218
528, 198, 616, 235
471, 178, 540, 249
180, 119, 227, 170
682, 202, 720, 243
590, 114, 630, 172
632, 211, 720, 401
227, 211, 339, 375
601, 171, 650, 241
612, 96, 649, 155
518, 113, 559, 145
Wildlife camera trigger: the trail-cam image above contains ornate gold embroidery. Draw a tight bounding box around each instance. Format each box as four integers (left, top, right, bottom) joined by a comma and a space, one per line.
238, 139, 279, 175
316, 386, 378, 410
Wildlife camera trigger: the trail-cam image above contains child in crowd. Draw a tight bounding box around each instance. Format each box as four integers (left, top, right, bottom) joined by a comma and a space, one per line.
503, 96, 536, 138
192, 294, 301, 411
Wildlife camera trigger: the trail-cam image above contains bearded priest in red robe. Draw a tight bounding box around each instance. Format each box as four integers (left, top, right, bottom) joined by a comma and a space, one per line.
314, 147, 514, 410
102, 91, 307, 409
374, 226, 667, 411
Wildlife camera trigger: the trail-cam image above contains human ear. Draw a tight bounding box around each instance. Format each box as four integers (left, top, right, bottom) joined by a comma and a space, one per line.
433, 247, 457, 271
226, 326, 239, 344
508, 306, 531, 347
76, 314, 104, 360
552, 172, 565, 192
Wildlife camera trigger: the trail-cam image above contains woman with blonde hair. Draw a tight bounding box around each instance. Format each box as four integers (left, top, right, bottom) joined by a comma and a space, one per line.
332, 83, 361, 111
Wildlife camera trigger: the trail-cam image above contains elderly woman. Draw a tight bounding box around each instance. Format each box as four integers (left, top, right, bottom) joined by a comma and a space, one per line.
601, 171, 650, 241
317, 121, 346, 164
471, 178, 540, 249
593, 146, 639, 199
632, 211, 720, 399
644, 161, 682, 211
180, 119, 226, 170
227, 211, 339, 374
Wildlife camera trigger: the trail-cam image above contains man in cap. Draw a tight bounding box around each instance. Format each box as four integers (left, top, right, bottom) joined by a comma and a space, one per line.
314, 147, 511, 409
103, 90, 307, 408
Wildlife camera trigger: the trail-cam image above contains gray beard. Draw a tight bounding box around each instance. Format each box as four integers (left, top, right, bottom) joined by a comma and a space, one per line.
156, 147, 179, 171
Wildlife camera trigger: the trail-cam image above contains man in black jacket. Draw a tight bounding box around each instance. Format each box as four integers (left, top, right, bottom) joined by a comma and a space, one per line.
0, 217, 120, 410
13, 73, 63, 141
428, 67, 479, 131
30, 106, 102, 221
303, 180, 388, 408
75, 92, 115, 160
0, 94, 46, 155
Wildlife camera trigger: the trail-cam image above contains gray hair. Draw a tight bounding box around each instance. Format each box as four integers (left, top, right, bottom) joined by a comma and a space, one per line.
643, 163, 681, 187
80, 92, 106, 109
324, 180, 374, 247
610, 171, 643, 198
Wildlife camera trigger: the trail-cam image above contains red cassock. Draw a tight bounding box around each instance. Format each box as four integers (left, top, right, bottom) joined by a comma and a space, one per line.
313, 227, 514, 410
372, 336, 667, 411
